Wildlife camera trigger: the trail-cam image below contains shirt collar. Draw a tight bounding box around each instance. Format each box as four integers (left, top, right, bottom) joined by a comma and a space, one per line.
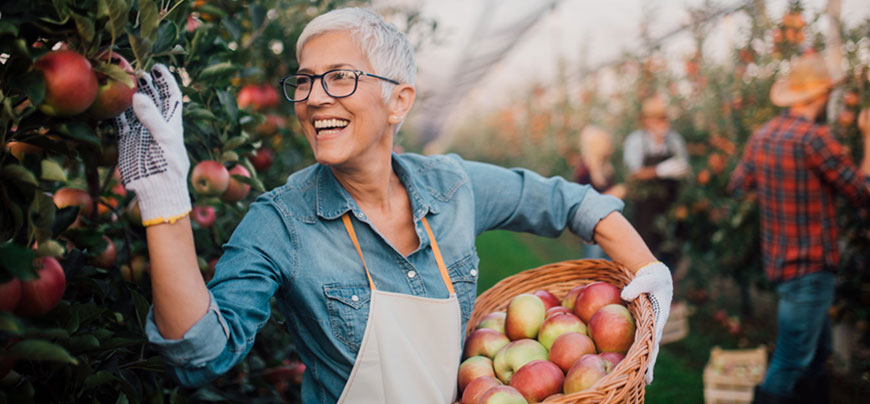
314, 153, 439, 221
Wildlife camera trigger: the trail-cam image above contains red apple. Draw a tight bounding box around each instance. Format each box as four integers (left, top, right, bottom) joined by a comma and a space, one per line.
53, 187, 94, 217
563, 354, 609, 394
120, 255, 149, 284
533, 290, 560, 310
477, 385, 529, 404
33, 50, 98, 116
574, 282, 623, 323
505, 293, 546, 340
91, 236, 116, 269
598, 352, 626, 371
493, 339, 548, 384
0, 278, 22, 312
190, 160, 230, 196
191, 205, 217, 227
588, 304, 636, 354
461, 376, 502, 404
98, 182, 127, 216
86, 50, 136, 119
463, 328, 510, 360
560, 284, 587, 310
509, 360, 564, 403
6, 141, 43, 161
16, 257, 66, 317
260, 85, 280, 109
537, 312, 587, 350
220, 164, 251, 202
250, 146, 274, 172
545, 306, 572, 319
255, 113, 286, 137
237, 84, 263, 110
477, 311, 507, 334
457, 355, 495, 392
549, 332, 597, 373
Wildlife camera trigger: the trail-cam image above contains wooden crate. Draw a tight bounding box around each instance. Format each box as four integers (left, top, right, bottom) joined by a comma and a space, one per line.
703, 346, 767, 404
660, 301, 690, 344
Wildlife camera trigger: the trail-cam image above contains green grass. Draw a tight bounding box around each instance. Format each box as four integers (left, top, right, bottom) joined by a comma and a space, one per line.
474, 230, 704, 404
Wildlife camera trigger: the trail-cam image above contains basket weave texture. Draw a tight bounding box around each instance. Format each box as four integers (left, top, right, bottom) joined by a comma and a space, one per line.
465, 259, 655, 404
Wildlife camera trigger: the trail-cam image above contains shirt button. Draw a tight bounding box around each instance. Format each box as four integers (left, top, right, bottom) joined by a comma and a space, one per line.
470, 269, 478, 277
407, 271, 417, 279
351, 295, 359, 302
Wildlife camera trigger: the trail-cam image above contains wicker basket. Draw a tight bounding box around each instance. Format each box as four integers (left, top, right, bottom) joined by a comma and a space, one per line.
466, 259, 655, 404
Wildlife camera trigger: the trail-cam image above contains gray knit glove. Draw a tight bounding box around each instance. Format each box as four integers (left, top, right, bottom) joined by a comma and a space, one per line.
115, 64, 190, 226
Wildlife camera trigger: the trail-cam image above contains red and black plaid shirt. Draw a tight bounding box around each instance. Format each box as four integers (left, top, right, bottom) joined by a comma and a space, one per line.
729, 114, 870, 282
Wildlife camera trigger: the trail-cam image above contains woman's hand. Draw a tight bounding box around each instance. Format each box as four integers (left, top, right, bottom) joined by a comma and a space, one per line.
115, 64, 191, 226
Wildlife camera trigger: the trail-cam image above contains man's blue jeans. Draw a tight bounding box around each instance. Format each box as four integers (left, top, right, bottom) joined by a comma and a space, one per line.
761, 272, 834, 396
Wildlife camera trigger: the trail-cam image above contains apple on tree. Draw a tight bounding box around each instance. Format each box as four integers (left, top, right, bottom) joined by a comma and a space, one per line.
505, 293, 546, 340
508, 359, 564, 403
0, 278, 22, 312
91, 236, 117, 269
220, 164, 252, 203
457, 355, 495, 392
250, 146, 274, 172
33, 50, 98, 116
86, 50, 137, 120
460, 376, 502, 404
190, 160, 230, 196
16, 257, 66, 317
191, 205, 217, 228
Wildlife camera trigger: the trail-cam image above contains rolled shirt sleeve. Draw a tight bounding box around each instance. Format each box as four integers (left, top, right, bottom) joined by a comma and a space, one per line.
145, 291, 229, 368
455, 155, 624, 244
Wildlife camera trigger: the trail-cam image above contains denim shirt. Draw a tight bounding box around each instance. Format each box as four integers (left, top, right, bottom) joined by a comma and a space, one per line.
145, 152, 623, 403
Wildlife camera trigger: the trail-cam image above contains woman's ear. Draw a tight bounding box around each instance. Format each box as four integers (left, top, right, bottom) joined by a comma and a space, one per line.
388, 84, 416, 124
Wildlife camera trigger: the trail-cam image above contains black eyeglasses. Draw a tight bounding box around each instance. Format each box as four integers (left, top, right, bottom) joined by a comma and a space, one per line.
279, 69, 400, 102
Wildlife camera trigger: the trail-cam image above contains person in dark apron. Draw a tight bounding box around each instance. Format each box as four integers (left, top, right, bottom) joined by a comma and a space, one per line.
622, 96, 690, 267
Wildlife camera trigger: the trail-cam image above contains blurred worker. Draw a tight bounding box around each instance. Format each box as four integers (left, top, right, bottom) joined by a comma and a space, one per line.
574, 125, 626, 258
623, 95, 690, 267
729, 53, 870, 404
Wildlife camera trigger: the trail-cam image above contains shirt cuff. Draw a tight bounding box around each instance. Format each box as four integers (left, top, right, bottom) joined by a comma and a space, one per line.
145, 290, 230, 367
572, 189, 625, 243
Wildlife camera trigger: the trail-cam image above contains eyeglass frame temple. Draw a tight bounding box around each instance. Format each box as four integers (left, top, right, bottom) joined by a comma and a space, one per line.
279, 69, 400, 102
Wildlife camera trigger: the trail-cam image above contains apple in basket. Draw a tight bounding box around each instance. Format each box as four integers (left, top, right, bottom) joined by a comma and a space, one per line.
464, 328, 510, 359
548, 332, 597, 373
573, 281, 623, 322
505, 293, 547, 340
477, 311, 507, 334
493, 339, 548, 383
457, 356, 495, 392
537, 312, 586, 350
477, 385, 529, 404
545, 306, 572, 319
563, 353, 610, 394
508, 359, 564, 403
532, 289, 560, 310
461, 376, 503, 404
588, 304, 636, 354
598, 352, 626, 370
560, 284, 587, 310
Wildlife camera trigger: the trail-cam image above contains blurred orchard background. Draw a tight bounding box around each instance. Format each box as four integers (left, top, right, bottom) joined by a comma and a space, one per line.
1, 0, 869, 403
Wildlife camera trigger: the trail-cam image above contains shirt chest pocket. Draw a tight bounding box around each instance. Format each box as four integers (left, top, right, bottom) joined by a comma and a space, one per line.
323, 283, 371, 353
446, 254, 480, 325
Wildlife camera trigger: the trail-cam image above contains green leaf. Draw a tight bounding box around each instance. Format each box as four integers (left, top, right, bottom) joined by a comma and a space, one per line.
152, 21, 179, 54
1, 165, 38, 187
106, 0, 131, 44
8, 339, 78, 364
72, 13, 96, 45
248, 4, 266, 30
184, 107, 217, 121
129, 34, 152, 69
0, 312, 22, 335
196, 4, 228, 20
0, 22, 20, 37
67, 334, 100, 353
221, 18, 241, 42
216, 89, 238, 122
40, 159, 68, 182
58, 121, 101, 146
30, 192, 56, 244
0, 242, 36, 280
129, 288, 150, 333
122, 356, 165, 372
96, 0, 109, 21
93, 61, 135, 89
83, 370, 118, 391
233, 174, 265, 193
222, 134, 248, 152
138, 0, 159, 42
10, 70, 45, 108
198, 62, 237, 82
52, 206, 80, 237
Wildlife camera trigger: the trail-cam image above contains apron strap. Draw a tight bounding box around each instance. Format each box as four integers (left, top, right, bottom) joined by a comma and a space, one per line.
421, 217, 455, 296
342, 214, 377, 291
341, 213, 456, 295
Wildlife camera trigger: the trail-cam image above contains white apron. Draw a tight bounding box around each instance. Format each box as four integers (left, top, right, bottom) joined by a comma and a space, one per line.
336, 214, 463, 404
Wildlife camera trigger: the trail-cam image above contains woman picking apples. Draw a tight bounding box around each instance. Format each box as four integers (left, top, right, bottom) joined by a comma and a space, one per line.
119, 8, 672, 403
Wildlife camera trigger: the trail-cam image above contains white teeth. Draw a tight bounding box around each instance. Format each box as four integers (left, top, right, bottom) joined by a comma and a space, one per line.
314, 118, 349, 130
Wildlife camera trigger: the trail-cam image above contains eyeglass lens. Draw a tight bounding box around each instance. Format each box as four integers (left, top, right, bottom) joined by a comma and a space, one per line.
284, 70, 359, 101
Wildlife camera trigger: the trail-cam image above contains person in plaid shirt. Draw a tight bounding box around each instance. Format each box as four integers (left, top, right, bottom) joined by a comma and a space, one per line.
729, 53, 870, 404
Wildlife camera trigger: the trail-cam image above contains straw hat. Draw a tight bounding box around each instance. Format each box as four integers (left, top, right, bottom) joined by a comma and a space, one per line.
770, 53, 835, 107
640, 96, 668, 119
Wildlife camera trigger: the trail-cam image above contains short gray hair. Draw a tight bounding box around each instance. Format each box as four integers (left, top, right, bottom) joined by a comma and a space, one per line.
296, 7, 416, 101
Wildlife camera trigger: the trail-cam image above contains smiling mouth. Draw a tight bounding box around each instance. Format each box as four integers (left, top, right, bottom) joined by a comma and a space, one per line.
314, 118, 349, 135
